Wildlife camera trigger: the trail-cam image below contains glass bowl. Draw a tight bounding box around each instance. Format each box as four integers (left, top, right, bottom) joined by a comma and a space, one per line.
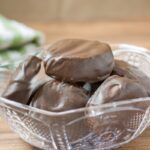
0, 44, 150, 150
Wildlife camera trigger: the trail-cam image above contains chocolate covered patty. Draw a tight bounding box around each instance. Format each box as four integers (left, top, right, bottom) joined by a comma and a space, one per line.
86, 75, 149, 135
87, 75, 148, 106
2, 56, 50, 104
29, 79, 90, 143
30, 79, 89, 112
113, 60, 150, 95
44, 39, 114, 83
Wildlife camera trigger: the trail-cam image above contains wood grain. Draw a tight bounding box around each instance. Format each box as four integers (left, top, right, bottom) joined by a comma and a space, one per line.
0, 21, 150, 150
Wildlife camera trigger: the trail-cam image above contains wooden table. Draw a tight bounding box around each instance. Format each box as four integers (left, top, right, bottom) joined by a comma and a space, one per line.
1, 21, 150, 150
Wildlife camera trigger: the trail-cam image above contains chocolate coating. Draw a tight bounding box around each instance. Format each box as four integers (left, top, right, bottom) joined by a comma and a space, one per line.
113, 60, 150, 95
87, 75, 149, 137
87, 75, 148, 106
44, 39, 114, 83
112, 60, 136, 78
29, 79, 90, 142
30, 79, 89, 112
2, 56, 50, 104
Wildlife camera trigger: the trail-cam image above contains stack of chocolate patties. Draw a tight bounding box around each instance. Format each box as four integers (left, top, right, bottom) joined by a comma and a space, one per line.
2, 39, 150, 143
2, 39, 115, 110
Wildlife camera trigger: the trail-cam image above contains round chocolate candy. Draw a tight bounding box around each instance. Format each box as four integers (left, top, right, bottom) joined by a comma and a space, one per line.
44, 39, 114, 83
86, 75, 149, 140
2, 56, 50, 104
30, 79, 89, 112
112, 60, 137, 78
87, 75, 148, 106
30, 79, 90, 143
113, 60, 150, 96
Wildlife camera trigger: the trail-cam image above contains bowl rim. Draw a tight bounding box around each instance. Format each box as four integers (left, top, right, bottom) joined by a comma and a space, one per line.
1, 96, 150, 116
0, 43, 150, 116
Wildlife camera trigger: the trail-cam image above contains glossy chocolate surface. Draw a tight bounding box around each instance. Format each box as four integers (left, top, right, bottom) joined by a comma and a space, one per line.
113, 60, 150, 95
29, 79, 90, 143
87, 75, 148, 106
30, 79, 89, 112
87, 75, 149, 135
44, 39, 114, 83
2, 56, 50, 104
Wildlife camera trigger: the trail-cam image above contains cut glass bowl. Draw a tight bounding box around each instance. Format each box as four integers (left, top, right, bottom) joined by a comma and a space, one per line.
0, 44, 150, 150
